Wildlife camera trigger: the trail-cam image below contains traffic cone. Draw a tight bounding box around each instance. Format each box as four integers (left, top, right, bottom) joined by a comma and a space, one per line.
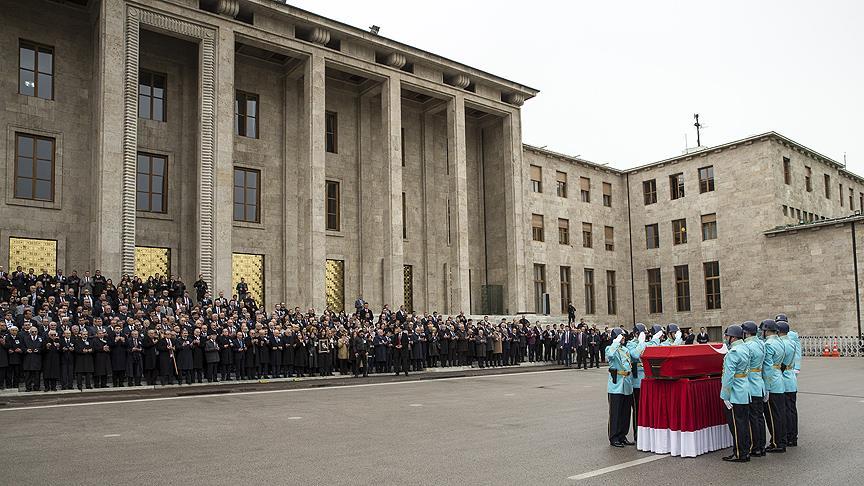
823, 342, 831, 357
831, 339, 840, 357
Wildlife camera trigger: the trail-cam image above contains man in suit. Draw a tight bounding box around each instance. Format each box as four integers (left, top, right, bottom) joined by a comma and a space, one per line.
567, 303, 576, 325
22, 326, 44, 391
559, 325, 575, 367
696, 327, 710, 344
236, 278, 249, 302
575, 326, 588, 369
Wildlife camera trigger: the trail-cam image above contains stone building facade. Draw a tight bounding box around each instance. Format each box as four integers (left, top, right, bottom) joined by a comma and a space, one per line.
2, 0, 862, 335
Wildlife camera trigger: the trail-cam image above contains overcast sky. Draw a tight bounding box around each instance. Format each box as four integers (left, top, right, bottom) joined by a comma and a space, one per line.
288, 0, 864, 172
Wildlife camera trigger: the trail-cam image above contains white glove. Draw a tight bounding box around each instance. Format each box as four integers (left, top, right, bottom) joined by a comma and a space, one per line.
613, 334, 623, 344
674, 330, 682, 341
652, 331, 664, 342
763, 392, 769, 402
638, 332, 646, 344
794, 369, 799, 374
723, 400, 732, 410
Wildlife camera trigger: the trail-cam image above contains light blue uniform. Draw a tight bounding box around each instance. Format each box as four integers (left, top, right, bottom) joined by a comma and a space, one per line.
780, 336, 798, 393
788, 331, 802, 372
762, 335, 786, 393
720, 339, 751, 405
743, 336, 766, 398
605, 341, 633, 395
626, 337, 658, 389
660, 334, 683, 346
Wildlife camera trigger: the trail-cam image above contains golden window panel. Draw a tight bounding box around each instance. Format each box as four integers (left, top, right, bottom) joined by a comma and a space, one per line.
403, 264, 414, 313
134, 247, 170, 278
325, 259, 345, 313
9, 237, 56, 274
232, 253, 264, 304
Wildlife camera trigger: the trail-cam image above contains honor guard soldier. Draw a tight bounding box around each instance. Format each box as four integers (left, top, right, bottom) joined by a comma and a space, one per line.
720, 324, 751, 462
661, 324, 683, 346
760, 319, 787, 452
606, 327, 634, 447
627, 323, 660, 442
776, 318, 799, 447
741, 321, 767, 457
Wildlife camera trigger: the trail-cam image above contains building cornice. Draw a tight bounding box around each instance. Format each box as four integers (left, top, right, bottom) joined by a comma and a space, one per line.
522, 144, 623, 176
764, 213, 864, 236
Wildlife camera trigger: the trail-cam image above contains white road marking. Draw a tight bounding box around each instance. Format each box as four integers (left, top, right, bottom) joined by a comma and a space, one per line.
103, 434, 121, 438
409, 403, 423, 407
504, 393, 515, 396
567, 455, 667, 481
286, 416, 302, 420
0, 369, 571, 413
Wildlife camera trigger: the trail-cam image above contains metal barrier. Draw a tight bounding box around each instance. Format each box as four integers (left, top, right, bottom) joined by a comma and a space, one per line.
799, 335, 864, 357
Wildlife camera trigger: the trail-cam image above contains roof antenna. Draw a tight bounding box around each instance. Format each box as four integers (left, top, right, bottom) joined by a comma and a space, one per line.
693, 114, 702, 147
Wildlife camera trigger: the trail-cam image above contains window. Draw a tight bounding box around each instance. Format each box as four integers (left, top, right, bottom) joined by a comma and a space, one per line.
643, 179, 657, 205
670, 173, 685, 199
556, 171, 567, 197
850, 188, 854, 210
235, 91, 258, 138
14, 133, 54, 201
136, 153, 167, 212
401, 128, 406, 167
860, 193, 863, 213
584, 268, 595, 315
558, 219, 570, 245
698, 166, 715, 193
580, 177, 591, 202
325, 111, 338, 153
783, 157, 791, 185
138, 70, 166, 121
233, 167, 260, 223
446, 199, 452, 245
559, 266, 571, 314
840, 183, 844, 207
19, 40, 53, 100
645, 223, 659, 249
782, 205, 788, 216
402, 192, 407, 239
704, 261, 721, 310
674, 265, 691, 312
582, 222, 593, 248
606, 270, 617, 315
530, 165, 542, 193
672, 218, 687, 245
648, 268, 663, 314
604, 226, 614, 251
805, 166, 812, 192
531, 214, 544, 242
701, 213, 717, 240
824, 174, 831, 199
602, 182, 612, 207
533, 264, 546, 313
325, 180, 340, 231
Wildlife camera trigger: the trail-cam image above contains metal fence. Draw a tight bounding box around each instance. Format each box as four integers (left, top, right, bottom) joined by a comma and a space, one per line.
799, 335, 864, 357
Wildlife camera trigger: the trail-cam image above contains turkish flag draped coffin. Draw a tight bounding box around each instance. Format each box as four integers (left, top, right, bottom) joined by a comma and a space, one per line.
641, 343, 725, 379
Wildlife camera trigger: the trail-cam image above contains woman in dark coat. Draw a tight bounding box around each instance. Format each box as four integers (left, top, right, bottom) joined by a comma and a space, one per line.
73, 333, 94, 390
42, 330, 62, 391
109, 326, 127, 387
176, 329, 194, 385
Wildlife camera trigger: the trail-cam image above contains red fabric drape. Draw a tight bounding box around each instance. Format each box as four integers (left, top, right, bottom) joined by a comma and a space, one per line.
638, 377, 727, 432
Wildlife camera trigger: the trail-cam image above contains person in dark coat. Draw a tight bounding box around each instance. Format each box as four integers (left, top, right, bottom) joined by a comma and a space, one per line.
176, 329, 194, 385
92, 329, 111, 388
438, 327, 450, 367
456, 326, 469, 366
59, 329, 75, 389
270, 330, 284, 378
73, 332, 94, 390
204, 332, 220, 382
410, 328, 424, 372
217, 328, 233, 381
292, 332, 308, 377
5, 327, 24, 388
474, 329, 488, 368
233, 331, 248, 380
142, 329, 158, 385
125, 329, 143, 386
391, 327, 410, 377
257, 331, 271, 378
109, 325, 127, 387
281, 329, 296, 377
42, 330, 62, 391
191, 328, 204, 383
372, 329, 389, 374
22, 327, 44, 391
350, 329, 369, 378
156, 332, 177, 385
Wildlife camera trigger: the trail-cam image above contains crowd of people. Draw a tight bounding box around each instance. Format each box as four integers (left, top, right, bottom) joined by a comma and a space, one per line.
0, 266, 713, 392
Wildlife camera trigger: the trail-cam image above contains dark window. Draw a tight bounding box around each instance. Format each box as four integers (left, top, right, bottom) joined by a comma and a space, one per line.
402, 192, 407, 239
602, 182, 612, 207
401, 128, 406, 167
138, 70, 166, 121
701, 213, 717, 240
698, 166, 714, 193
325, 111, 338, 153
582, 222, 593, 248
235, 91, 258, 138
783, 157, 791, 185
674, 265, 690, 312
824, 174, 831, 199
604, 226, 614, 251
531, 214, 544, 242
643, 179, 657, 205
14, 133, 54, 201
19, 40, 53, 100
326, 180, 340, 231
530, 165, 542, 193
584, 268, 595, 315
670, 173, 685, 199
648, 268, 663, 313
645, 223, 660, 249
805, 166, 812, 192
446, 199, 451, 246
533, 264, 546, 313
840, 183, 844, 207
580, 177, 591, 202
136, 152, 167, 212
850, 188, 854, 210
704, 261, 721, 310
672, 218, 687, 245
233, 167, 260, 223
556, 171, 567, 197
559, 266, 571, 314
558, 219, 570, 245
606, 270, 617, 315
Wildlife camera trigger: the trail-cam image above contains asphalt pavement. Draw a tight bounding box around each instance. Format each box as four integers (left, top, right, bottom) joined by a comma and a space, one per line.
0, 358, 861, 486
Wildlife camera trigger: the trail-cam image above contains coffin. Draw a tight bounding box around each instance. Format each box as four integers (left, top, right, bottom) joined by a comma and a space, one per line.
641, 344, 725, 379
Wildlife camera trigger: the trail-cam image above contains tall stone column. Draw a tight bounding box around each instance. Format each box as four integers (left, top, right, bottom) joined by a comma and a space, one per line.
211, 26, 234, 296
503, 112, 528, 313
118, 5, 142, 278
382, 77, 404, 308
301, 54, 327, 311
447, 94, 471, 314
93, 0, 126, 279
